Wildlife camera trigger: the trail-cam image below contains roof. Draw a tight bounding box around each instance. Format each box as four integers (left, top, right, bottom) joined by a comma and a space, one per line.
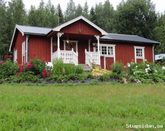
155, 54, 165, 61
53, 16, 107, 35
101, 33, 160, 44
9, 25, 52, 51
16, 25, 51, 36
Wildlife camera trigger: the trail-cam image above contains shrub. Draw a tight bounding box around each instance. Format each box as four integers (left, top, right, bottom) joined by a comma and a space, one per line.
127, 62, 165, 83
31, 59, 45, 75
52, 59, 64, 75
17, 71, 39, 83
52, 59, 84, 76
75, 65, 83, 74
0, 60, 18, 79
112, 62, 123, 75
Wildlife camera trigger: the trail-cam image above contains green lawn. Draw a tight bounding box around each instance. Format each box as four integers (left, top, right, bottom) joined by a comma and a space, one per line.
0, 83, 164, 130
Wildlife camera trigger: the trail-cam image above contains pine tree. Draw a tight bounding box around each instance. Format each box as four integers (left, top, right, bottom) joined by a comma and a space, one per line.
57, 4, 64, 25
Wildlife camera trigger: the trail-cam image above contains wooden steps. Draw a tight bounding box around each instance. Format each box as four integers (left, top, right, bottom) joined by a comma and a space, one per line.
79, 64, 92, 72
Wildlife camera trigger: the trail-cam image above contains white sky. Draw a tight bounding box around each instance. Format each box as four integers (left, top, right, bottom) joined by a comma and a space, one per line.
14, 0, 165, 13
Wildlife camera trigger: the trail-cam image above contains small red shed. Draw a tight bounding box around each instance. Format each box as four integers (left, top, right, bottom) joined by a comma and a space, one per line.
9, 16, 159, 69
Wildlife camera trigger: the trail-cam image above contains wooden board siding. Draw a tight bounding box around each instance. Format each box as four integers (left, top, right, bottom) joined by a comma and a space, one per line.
77, 40, 88, 64
28, 36, 50, 62
61, 20, 101, 36
145, 45, 153, 63
13, 31, 25, 64
115, 43, 135, 65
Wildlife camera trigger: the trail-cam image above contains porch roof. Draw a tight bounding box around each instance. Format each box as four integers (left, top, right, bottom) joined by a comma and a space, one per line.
101, 33, 160, 45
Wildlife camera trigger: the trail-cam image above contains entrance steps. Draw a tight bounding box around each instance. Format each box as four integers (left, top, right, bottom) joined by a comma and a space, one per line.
79, 64, 92, 72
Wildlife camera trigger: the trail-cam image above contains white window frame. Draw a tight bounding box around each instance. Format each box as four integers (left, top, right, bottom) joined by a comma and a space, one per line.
94, 43, 115, 57
134, 46, 145, 62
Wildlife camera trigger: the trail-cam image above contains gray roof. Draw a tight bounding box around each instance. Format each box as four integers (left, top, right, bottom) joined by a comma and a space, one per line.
16, 25, 52, 36
101, 33, 159, 44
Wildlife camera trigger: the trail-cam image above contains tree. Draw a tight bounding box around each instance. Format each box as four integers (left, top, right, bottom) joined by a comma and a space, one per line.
115, 0, 157, 38
27, 0, 58, 27
57, 4, 64, 25
65, 0, 76, 21
154, 14, 165, 53
75, 4, 83, 17
0, 0, 7, 57
2, 0, 26, 55
92, 0, 115, 32
83, 2, 89, 18
90, 7, 96, 24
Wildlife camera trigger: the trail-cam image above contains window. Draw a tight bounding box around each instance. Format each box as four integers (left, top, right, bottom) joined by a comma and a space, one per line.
101, 46, 107, 55
134, 46, 144, 59
94, 44, 115, 57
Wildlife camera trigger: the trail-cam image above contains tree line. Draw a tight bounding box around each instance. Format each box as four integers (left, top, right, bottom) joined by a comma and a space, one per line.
0, 0, 165, 57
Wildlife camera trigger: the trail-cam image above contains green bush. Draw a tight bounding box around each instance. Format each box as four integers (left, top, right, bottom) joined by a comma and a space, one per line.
52, 59, 84, 76
127, 62, 165, 83
17, 71, 39, 83
31, 59, 45, 75
52, 59, 64, 75
112, 62, 123, 75
0, 60, 18, 79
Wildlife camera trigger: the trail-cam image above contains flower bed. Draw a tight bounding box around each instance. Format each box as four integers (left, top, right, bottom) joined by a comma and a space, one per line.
0, 59, 165, 84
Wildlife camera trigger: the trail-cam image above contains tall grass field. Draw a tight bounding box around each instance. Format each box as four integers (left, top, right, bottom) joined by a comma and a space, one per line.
0, 83, 164, 130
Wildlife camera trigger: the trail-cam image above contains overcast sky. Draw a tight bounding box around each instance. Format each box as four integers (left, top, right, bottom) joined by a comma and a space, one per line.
21, 0, 164, 13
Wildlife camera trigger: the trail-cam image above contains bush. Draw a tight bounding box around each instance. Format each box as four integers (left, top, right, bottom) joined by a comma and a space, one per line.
0, 60, 18, 79
31, 59, 45, 75
112, 62, 123, 75
52, 59, 84, 76
52, 59, 64, 75
17, 71, 39, 83
127, 62, 165, 83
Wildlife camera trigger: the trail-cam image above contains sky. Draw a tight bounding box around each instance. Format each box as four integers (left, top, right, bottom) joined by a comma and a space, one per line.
21, 0, 165, 13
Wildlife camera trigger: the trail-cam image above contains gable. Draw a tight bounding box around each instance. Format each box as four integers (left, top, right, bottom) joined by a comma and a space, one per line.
61, 20, 101, 36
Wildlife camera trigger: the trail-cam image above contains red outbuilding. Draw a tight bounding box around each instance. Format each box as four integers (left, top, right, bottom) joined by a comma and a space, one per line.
9, 16, 159, 70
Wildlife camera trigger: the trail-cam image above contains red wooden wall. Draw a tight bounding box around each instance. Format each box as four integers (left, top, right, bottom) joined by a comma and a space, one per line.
13, 31, 25, 64
28, 36, 50, 62
61, 20, 101, 36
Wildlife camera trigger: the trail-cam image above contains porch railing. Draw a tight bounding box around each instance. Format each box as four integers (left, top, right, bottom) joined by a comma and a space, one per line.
85, 49, 100, 67
52, 49, 78, 65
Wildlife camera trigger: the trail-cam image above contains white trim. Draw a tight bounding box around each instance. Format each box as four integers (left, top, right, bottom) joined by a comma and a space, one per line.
22, 41, 26, 64
25, 35, 29, 63
134, 46, 145, 62
152, 45, 155, 63
13, 49, 17, 63
104, 56, 106, 69
88, 39, 91, 51
99, 44, 116, 57
53, 16, 107, 35
9, 25, 24, 52
63, 40, 78, 53
51, 37, 53, 62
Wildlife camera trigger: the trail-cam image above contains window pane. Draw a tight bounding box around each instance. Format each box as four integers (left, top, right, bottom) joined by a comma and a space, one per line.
102, 46, 107, 55
108, 47, 113, 55
136, 48, 142, 57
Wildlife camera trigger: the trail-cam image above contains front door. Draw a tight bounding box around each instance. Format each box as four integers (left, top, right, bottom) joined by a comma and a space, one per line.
64, 40, 78, 53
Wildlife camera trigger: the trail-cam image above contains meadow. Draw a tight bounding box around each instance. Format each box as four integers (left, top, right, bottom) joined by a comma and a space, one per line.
0, 83, 164, 130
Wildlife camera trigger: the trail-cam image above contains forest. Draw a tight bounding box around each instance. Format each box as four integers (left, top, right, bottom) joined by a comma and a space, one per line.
0, 0, 165, 58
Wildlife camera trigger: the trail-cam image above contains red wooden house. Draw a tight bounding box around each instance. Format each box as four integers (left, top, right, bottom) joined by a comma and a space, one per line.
9, 16, 159, 69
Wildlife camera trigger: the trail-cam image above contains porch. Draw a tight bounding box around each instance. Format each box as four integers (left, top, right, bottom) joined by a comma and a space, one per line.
51, 33, 101, 67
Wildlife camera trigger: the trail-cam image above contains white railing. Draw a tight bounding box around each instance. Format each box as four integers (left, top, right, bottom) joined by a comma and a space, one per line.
52, 49, 78, 65
85, 49, 100, 67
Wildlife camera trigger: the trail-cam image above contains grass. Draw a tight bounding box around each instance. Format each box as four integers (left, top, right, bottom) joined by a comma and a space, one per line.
0, 83, 165, 130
